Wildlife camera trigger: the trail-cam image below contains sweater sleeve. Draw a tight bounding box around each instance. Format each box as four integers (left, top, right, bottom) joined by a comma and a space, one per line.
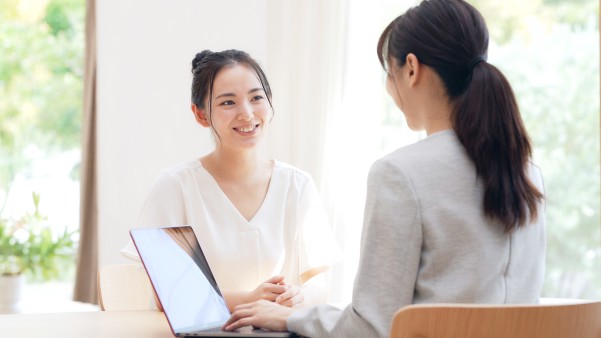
287, 158, 423, 338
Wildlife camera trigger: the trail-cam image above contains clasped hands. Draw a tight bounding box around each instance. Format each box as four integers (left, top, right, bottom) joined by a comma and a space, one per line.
221, 275, 301, 332
246, 275, 304, 308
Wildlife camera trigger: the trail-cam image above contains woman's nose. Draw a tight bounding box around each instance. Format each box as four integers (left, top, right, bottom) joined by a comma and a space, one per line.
238, 102, 254, 120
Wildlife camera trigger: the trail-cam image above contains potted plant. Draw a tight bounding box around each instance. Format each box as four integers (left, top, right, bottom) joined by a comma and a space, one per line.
0, 192, 77, 313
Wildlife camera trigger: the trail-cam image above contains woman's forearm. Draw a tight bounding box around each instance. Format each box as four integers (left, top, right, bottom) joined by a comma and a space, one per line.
223, 272, 329, 311
222, 290, 249, 312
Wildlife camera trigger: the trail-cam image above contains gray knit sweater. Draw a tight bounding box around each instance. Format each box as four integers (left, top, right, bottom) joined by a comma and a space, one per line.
288, 129, 546, 338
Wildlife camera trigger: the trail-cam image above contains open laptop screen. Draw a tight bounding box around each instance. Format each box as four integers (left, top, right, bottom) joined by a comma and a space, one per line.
130, 227, 231, 333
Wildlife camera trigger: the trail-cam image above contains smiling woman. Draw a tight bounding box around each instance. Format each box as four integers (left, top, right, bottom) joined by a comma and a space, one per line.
120, 49, 341, 313
192, 61, 273, 152
190, 50, 274, 148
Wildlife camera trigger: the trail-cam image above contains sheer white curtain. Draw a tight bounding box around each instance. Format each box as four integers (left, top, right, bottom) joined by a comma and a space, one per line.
324, 0, 421, 303
264, 0, 350, 302
264, 0, 348, 188
265, 0, 420, 303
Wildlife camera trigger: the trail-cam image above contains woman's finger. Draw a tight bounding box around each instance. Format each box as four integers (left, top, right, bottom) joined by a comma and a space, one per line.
277, 293, 304, 307
264, 283, 288, 296
264, 275, 285, 284
275, 285, 298, 303
233, 302, 253, 311
276, 287, 303, 307
224, 316, 255, 332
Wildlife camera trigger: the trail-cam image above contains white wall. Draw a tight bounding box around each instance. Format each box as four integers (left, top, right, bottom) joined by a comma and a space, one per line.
96, 0, 269, 267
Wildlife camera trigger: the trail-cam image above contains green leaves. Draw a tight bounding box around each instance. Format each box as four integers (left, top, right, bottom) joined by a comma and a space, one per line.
0, 192, 77, 281
0, 0, 83, 283
45, 1, 72, 36
472, 0, 601, 298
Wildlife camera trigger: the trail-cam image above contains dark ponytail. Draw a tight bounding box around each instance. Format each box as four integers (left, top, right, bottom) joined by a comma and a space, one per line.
377, 0, 543, 231
455, 61, 543, 231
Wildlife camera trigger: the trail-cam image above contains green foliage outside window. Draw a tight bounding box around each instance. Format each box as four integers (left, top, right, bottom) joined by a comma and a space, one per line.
0, 0, 84, 281
470, 0, 600, 298
0, 192, 77, 281
0, 0, 599, 297
380, 0, 600, 298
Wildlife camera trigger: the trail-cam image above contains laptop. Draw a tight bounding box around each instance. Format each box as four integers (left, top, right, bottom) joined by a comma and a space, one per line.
130, 226, 298, 337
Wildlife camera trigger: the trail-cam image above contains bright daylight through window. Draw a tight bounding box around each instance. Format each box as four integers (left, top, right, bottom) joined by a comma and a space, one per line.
0, 0, 598, 312
0, 0, 84, 307
370, 0, 601, 299
325, 0, 599, 303
474, 0, 600, 299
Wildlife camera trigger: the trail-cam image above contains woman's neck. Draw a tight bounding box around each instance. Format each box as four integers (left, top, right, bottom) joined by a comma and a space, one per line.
425, 116, 453, 135
423, 94, 453, 135
201, 148, 268, 182
417, 65, 454, 135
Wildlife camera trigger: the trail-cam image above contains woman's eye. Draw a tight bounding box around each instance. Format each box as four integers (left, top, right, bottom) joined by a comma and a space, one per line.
220, 100, 235, 106
251, 95, 264, 101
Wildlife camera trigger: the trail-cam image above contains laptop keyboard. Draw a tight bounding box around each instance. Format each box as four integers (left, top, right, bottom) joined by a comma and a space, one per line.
183, 326, 224, 335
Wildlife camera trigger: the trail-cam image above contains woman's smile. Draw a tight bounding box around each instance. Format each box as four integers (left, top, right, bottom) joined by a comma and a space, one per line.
234, 123, 260, 134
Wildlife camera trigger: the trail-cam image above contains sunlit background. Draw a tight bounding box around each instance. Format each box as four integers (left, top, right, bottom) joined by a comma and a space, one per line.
0, 0, 599, 311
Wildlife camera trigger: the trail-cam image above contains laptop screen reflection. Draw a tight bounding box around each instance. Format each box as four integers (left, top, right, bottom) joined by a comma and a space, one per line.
132, 227, 231, 332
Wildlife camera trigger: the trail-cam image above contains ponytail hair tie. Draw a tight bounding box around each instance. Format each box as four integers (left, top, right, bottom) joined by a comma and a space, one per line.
469, 56, 486, 70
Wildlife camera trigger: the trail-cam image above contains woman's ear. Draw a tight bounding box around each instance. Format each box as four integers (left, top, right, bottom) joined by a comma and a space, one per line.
405, 53, 420, 87
191, 104, 210, 127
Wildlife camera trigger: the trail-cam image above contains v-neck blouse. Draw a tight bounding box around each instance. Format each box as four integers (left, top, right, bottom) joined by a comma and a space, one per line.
197, 161, 272, 224
122, 159, 341, 291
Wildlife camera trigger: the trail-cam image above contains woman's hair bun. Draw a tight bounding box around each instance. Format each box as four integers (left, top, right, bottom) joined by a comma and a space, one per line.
192, 50, 214, 72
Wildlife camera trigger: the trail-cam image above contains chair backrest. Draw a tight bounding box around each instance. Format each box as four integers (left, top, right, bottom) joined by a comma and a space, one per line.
97, 263, 157, 311
390, 301, 601, 338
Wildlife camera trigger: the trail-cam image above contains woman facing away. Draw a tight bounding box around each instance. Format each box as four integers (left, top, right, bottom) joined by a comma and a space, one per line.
122, 49, 341, 311
223, 1, 546, 337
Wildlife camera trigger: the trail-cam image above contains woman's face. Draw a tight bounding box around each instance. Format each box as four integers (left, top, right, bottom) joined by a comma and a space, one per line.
205, 64, 272, 150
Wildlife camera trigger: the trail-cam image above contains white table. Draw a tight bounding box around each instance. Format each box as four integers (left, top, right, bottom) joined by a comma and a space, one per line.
0, 310, 173, 338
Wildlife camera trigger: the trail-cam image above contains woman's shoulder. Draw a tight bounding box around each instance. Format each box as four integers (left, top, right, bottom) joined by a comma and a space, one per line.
391, 129, 458, 155
273, 160, 311, 180
373, 130, 466, 176
151, 159, 204, 187
151, 159, 201, 180
162, 159, 202, 175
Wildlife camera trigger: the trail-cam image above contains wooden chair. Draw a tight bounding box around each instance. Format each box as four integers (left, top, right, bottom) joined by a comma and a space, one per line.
97, 263, 158, 311
389, 301, 601, 338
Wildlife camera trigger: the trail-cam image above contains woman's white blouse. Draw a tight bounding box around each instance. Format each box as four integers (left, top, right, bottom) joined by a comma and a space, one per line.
122, 160, 341, 291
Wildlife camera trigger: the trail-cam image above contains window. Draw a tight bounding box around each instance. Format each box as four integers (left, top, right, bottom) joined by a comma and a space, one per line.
473, 0, 601, 300
0, 0, 84, 299
332, 0, 600, 302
